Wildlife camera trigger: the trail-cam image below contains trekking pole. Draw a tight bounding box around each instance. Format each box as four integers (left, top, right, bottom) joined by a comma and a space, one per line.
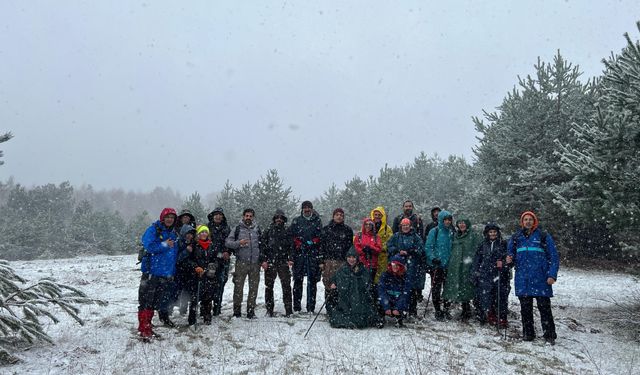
195, 278, 202, 331
496, 266, 503, 339
303, 300, 326, 339
422, 286, 433, 319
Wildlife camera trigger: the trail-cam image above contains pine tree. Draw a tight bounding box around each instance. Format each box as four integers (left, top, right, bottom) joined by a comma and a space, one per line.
339, 176, 370, 227
554, 23, 640, 259
0, 260, 106, 364
252, 169, 298, 227
472, 52, 597, 250
182, 191, 207, 224
0, 132, 12, 166
214, 180, 240, 222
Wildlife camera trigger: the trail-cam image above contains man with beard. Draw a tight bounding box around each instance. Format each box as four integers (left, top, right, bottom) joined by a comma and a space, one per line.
319, 208, 354, 314
260, 209, 294, 317
225, 208, 262, 319
289, 201, 323, 313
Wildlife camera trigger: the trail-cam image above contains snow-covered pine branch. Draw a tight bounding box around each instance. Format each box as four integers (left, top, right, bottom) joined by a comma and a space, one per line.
0, 259, 107, 364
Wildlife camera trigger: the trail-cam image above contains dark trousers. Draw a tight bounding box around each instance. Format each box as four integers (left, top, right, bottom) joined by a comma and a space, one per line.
264, 262, 293, 315
212, 261, 230, 315
293, 255, 320, 312
430, 268, 448, 311
519, 296, 557, 340
138, 274, 174, 311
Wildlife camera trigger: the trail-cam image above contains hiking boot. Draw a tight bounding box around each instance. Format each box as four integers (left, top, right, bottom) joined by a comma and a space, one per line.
232, 312, 241, 318
159, 313, 176, 328
443, 310, 452, 321
376, 320, 385, 329
523, 335, 535, 342
394, 317, 404, 328
266, 311, 274, 318
247, 311, 256, 319
435, 310, 445, 321
544, 337, 556, 345
204, 319, 212, 325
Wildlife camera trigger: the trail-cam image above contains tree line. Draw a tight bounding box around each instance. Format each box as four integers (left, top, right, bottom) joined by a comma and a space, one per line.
1, 23, 638, 263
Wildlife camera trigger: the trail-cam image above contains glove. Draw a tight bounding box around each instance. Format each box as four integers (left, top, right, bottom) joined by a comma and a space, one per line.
195, 267, 205, 276
432, 258, 441, 266
294, 238, 303, 250
363, 246, 372, 256
312, 237, 320, 244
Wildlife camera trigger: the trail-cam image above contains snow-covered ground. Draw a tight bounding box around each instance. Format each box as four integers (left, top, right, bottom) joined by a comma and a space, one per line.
4, 255, 639, 374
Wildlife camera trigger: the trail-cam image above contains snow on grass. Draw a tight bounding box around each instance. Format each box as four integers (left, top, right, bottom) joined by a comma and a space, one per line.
5, 255, 640, 374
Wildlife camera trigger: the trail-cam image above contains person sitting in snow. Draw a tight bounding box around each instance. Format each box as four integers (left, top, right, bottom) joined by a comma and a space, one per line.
328, 247, 378, 329
506, 211, 559, 345
377, 255, 411, 328
472, 223, 511, 327
137, 208, 179, 340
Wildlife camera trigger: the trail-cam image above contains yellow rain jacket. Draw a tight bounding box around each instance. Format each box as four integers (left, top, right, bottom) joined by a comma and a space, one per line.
370, 206, 393, 283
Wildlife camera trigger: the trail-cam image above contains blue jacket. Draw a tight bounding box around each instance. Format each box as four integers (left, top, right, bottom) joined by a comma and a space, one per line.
377, 256, 411, 311
141, 220, 178, 277
387, 230, 424, 289
507, 228, 559, 297
425, 210, 455, 268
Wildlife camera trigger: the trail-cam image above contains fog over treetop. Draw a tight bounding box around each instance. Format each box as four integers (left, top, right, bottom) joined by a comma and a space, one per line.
1, 1, 637, 197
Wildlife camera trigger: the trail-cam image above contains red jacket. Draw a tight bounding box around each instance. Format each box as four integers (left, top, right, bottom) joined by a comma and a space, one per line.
354, 218, 382, 270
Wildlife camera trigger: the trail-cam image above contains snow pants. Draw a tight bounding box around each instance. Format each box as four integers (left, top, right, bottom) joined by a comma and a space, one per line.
138, 273, 174, 311
212, 259, 230, 316
430, 267, 448, 311
292, 253, 320, 312
264, 262, 293, 315
519, 296, 557, 340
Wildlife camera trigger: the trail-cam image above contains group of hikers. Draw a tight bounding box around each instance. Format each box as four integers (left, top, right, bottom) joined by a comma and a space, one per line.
137, 200, 560, 345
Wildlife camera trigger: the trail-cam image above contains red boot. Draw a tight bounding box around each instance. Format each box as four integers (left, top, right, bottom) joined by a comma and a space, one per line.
138, 309, 154, 338
498, 319, 509, 329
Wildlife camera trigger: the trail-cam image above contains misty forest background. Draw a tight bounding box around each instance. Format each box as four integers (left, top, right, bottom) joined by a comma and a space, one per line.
1, 25, 639, 266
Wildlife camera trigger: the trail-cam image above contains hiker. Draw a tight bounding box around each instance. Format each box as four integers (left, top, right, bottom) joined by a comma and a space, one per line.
175, 225, 197, 316
377, 255, 411, 328
290, 201, 323, 313
353, 218, 382, 285
183, 225, 217, 326
207, 208, 231, 316
387, 218, 424, 318
442, 217, 481, 321
425, 210, 455, 321
137, 208, 179, 339
260, 209, 294, 317
472, 223, 510, 327
370, 206, 393, 284
177, 209, 197, 232
328, 247, 378, 329
226, 208, 262, 319
391, 200, 428, 310
319, 208, 354, 314
507, 211, 559, 344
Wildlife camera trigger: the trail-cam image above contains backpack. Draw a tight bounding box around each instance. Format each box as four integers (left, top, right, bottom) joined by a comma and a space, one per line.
136, 223, 164, 264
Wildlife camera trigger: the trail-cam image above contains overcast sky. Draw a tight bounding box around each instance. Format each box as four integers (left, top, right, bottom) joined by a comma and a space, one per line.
1, 1, 638, 199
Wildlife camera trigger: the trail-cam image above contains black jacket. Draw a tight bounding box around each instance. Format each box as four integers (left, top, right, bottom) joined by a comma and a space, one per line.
319, 220, 354, 262
259, 222, 293, 265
